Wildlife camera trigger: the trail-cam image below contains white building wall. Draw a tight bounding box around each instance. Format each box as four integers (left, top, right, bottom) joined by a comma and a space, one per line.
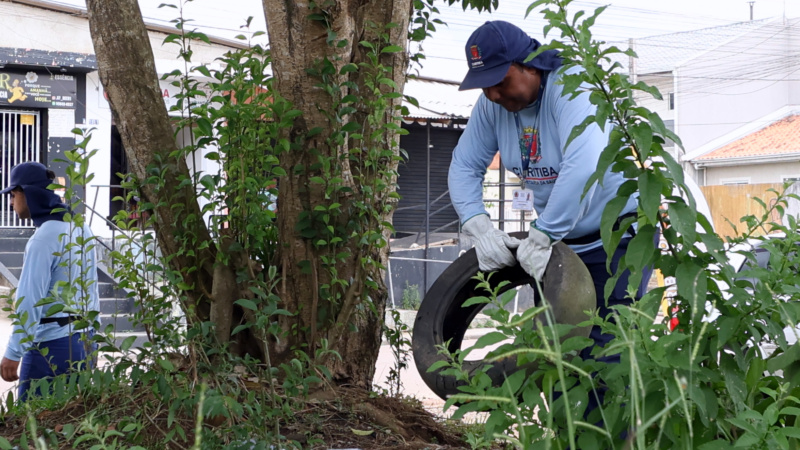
0, 2, 241, 237
635, 73, 674, 122
705, 162, 800, 186
676, 19, 795, 156
789, 18, 800, 106
0, 2, 237, 65
84, 71, 113, 238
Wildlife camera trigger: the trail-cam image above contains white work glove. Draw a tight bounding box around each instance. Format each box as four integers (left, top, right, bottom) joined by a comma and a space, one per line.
462, 214, 521, 272
516, 221, 555, 281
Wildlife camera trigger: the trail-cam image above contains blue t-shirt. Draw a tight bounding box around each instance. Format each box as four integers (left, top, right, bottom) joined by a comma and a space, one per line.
4, 221, 99, 361
448, 67, 637, 253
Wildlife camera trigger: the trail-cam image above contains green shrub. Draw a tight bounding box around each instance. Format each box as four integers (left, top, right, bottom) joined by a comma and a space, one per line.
402, 281, 422, 310
430, 1, 800, 449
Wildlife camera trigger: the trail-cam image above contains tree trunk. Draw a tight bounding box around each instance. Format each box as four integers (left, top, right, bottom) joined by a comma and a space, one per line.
85, 0, 212, 300
86, 0, 411, 388
263, 0, 410, 386
85, 0, 251, 351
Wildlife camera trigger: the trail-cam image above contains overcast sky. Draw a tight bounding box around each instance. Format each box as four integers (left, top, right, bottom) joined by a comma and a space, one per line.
55, 0, 800, 82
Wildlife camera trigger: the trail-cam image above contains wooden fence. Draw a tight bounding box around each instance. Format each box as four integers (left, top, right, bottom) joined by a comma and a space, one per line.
699, 183, 785, 239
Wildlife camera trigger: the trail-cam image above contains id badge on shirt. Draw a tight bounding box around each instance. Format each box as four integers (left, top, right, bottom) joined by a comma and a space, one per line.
511, 188, 534, 211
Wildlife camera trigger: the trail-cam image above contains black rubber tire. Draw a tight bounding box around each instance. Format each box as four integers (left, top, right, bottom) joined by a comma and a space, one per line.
411, 232, 596, 400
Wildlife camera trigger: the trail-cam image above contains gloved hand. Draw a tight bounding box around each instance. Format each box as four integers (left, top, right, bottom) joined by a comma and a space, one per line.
462, 214, 521, 272
516, 221, 555, 281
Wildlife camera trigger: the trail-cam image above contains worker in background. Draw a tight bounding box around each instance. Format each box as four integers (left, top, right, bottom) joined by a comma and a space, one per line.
450, 21, 654, 368
0, 162, 99, 401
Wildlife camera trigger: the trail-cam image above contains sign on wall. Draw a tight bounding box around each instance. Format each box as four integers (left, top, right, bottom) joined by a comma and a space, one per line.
0, 70, 77, 109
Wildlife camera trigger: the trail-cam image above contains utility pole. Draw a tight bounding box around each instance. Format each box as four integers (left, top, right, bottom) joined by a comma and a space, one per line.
628, 38, 637, 85
748, 1, 755, 21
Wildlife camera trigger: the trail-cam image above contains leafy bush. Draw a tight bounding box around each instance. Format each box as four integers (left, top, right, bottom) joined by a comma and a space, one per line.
431, 1, 800, 449
402, 281, 422, 310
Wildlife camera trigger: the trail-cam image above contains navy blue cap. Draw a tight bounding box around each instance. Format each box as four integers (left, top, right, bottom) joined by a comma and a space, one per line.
459, 21, 562, 91
0, 162, 51, 194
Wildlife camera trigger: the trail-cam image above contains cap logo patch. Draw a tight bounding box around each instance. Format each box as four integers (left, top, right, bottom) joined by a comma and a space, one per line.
470, 45, 482, 60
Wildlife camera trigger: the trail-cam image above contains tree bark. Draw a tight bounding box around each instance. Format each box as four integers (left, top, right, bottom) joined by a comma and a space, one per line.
85, 0, 250, 349
86, 0, 411, 388
263, 0, 410, 386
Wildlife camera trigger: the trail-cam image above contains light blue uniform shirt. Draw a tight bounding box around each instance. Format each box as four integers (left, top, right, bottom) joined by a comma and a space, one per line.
5, 221, 99, 361
448, 67, 637, 253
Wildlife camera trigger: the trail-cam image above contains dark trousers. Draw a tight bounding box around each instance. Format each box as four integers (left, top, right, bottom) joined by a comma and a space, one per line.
578, 237, 654, 363
18, 331, 96, 402
571, 237, 655, 425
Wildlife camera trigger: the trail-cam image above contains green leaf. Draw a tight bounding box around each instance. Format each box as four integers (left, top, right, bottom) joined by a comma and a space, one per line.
600, 196, 630, 269
717, 316, 740, 349
120, 335, 137, 352
525, 0, 549, 18
764, 403, 780, 425
0, 436, 11, 450
720, 353, 747, 406
235, 299, 258, 311
342, 122, 361, 133
473, 332, 508, 349
577, 431, 601, 450
462, 296, 490, 307
639, 171, 663, 224
625, 225, 656, 274
778, 427, 800, 439
560, 336, 594, 354
45, 304, 65, 317
501, 369, 527, 395
779, 406, 800, 416
733, 433, 760, 448
668, 201, 697, 245
698, 440, 733, 450
340, 63, 358, 74
157, 358, 176, 372
676, 261, 707, 324
564, 115, 596, 152
426, 360, 450, 373
196, 118, 213, 136
657, 148, 685, 186
767, 344, 800, 373
381, 45, 404, 53
746, 355, 766, 392
630, 122, 654, 158
350, 428, 374, 436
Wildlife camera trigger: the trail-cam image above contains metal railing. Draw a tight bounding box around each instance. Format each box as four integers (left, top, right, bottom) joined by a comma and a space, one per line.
0, 110, 40, 228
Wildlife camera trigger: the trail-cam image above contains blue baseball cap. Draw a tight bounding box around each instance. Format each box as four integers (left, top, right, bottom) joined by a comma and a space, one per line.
459, 21, 562, 91
0, 162, 51, 194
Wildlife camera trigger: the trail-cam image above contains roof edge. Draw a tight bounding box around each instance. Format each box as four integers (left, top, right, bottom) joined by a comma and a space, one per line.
684, 105, 800, 162
693, 152, 800, 168
408, 75, 461, 86
8, 0, 248, 50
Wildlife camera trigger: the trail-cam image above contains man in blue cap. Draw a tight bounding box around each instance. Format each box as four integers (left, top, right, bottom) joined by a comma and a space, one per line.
0, 162, 99, 401
450, 22, 652, 364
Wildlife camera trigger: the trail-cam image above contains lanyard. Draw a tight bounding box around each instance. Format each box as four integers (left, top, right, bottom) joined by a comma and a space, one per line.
514, 83, 545, 187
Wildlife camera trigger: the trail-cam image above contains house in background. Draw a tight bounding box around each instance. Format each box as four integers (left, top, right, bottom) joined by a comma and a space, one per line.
687, 109, 800, 185
393, 76, 476, 237
621, 17, 800, 185
0, 0, 245, 239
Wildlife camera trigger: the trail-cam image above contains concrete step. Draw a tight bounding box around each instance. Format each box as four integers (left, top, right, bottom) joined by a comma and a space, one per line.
111, 332, 149, 349
97, 268, 114, 284
6, 267, 20, 279
99, 283, 128, 299
0, 229, 35, 239
99, 314, 144, 332
0, 237, 30, 253
0, 252, 23, 268
99, 297, 136, 314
